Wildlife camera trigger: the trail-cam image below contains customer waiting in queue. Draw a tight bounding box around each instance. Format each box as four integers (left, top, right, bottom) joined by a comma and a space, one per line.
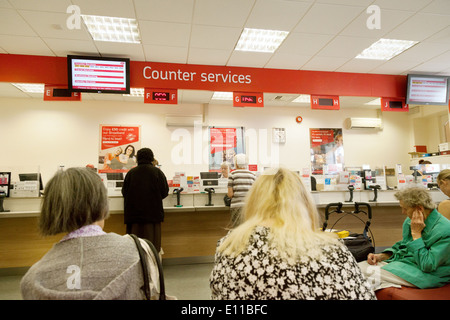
210, 168, 376, 300
122, 148, 169, 253
227, 154, 255, 228
20, 167, 163, 300
436, 169, 450, 219
359, 187, 450, 291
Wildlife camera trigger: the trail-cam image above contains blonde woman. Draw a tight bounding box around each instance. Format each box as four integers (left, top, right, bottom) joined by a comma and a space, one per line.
437, 169, 450, 219
210, 168, 376, 300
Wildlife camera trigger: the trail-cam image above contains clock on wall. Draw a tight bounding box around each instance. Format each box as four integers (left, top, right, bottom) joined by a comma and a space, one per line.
272, 128, 286, 144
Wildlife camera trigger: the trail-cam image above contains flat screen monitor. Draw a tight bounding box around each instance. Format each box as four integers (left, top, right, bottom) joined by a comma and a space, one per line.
406, 74, 449, 106
200, 172, 219, 179
19, 173, 44, 190
67, 55, 130, 94
106, 173, 124, 180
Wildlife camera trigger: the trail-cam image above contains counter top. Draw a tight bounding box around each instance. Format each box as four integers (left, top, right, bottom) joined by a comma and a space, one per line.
1, 189, 447, 218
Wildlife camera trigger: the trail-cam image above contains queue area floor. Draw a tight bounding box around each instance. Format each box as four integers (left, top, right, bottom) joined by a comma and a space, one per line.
1, 247, 389, 300
0, 261, 214, 300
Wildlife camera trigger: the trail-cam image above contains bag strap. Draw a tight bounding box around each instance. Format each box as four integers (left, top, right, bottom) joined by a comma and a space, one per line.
129, 234, 166, 300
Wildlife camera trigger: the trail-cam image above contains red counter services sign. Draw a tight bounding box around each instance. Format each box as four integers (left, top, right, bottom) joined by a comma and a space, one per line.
0, 54, 408, 99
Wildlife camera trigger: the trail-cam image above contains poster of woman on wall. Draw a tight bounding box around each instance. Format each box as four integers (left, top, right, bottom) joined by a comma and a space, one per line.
98, 125, 141, 173
310, 128, 344, 175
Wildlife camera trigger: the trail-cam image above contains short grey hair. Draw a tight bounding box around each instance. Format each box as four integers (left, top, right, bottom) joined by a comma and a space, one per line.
394, 187, 435, 210
39, 167, 109, 236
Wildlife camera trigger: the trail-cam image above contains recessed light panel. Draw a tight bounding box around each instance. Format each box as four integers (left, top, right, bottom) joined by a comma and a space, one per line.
235, 28, 289, 53
82, 15, 141, 44
212, 92, 233, 100
355, 38, 418, 60
12, 83, 44, 93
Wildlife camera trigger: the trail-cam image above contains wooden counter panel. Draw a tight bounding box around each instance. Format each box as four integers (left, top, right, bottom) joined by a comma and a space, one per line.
0, 210, 232, 268
0, 217, 62, 269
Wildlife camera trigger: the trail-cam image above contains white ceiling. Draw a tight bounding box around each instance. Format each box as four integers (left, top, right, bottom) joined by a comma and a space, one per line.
1, 0, 450, 108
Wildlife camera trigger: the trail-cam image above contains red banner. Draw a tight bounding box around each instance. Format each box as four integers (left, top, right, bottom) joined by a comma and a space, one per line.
210, 128, 237, 154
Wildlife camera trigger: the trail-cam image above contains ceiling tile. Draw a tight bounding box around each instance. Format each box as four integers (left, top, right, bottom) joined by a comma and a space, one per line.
94, 41, 145, 61
227, 51, 272, 68
71, 0, 137, 18
245, 0, 312, 31
135, 0, 194, 23
18, 10, 91, 40
139, 20, 191, 47
293, 3, 364, 35
339, 9, 415, 38
0, 34, 54, 55
193, 0, 253, 28
276, 32, 333, 56
43, 38, 99, 57
0, 8, 37, 36
143, 45, 188, 63
188, 47, 232, 66
265, 52, 311, 69
190, 25, 241, 50
300, 56, 350, 71
422, 0, 450, 14
316, 36, 377, 58
383, 13, 450, 42
8, 0, 73, 12
336, 58, 386, 73
372, 0, 432, 11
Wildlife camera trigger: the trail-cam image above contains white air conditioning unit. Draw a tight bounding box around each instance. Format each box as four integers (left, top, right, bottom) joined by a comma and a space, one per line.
165, 115, 203, 127
346, 117, 382, 129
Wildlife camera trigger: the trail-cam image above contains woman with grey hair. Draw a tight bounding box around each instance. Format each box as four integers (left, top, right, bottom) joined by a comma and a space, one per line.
359, 187, 450, 291
21, 167, 164, 300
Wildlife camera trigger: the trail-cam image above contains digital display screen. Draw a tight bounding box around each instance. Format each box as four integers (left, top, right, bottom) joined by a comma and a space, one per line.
389, 101, 403, 109
406, 74, 449, 106
318, 98, 334, 106
68, 55, 130, 94
152, 92, 170, 101
241, 95, 257, 103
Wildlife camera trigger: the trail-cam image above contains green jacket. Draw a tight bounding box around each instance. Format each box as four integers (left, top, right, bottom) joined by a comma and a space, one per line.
382, 209, 450, 289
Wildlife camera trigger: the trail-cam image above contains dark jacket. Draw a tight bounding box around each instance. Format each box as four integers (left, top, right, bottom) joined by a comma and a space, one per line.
121, 164, 169, 224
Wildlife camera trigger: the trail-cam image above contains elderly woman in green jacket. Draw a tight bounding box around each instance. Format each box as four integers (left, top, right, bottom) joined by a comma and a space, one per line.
359, 187, 450, 290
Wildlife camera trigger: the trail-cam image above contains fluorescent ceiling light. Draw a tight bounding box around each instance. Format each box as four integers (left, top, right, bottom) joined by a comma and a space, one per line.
355, 38, 418, 60
12, 83, 44, 93
81, 15, 141, 44
124, 88, 144, 97
212, 92, 233, 100
235, 28, 289, 53
292, 94, 311, 103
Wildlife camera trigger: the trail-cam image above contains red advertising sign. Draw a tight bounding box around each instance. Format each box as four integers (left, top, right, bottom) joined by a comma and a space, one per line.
381, 97, 408, 112
144, 88, 178, 104
43, 85, 81, 101
98, 125, 141, 173
311, 95, 340, 110
233, 92, 264, 107
100, 126, 140, 150
210, 128, 237, 154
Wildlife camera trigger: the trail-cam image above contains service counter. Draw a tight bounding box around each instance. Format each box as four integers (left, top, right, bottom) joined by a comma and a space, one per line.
1, 189, 447, 269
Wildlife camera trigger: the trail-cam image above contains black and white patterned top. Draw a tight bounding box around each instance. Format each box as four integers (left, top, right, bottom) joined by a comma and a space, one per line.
210, 226, 376, 300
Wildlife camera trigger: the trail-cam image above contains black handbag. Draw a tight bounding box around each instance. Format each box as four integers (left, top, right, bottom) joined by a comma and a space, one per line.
322, 202, 375, 262
130, 234, 166, 300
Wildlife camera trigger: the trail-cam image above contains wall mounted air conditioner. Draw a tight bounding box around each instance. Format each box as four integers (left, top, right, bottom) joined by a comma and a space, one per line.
165, 115, 203, 127
346, 117, 383, 129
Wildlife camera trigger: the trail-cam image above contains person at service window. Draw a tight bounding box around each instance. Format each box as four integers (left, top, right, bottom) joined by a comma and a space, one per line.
122, 148, 169, 253
359, 187, 450, 290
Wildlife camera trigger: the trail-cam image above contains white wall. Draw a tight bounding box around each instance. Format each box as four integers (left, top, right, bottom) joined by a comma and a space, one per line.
0, 97, 413, 185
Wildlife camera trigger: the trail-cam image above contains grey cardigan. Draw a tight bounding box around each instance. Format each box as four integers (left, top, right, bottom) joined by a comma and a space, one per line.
20, 233, 160, 300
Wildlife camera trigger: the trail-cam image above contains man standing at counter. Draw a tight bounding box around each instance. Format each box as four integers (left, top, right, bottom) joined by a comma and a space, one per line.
122, 148, 169, 253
